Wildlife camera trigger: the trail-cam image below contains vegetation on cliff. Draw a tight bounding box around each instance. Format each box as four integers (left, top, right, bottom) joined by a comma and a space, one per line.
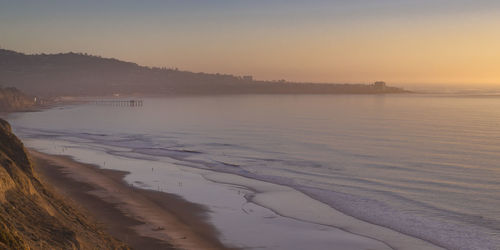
0, 119, 128, 249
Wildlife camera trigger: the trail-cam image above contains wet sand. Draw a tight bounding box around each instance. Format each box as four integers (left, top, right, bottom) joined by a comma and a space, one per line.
31, 150, 233, 250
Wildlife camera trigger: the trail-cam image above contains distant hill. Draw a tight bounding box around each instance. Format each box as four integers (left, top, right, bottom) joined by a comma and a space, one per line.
0, 49, 408, 97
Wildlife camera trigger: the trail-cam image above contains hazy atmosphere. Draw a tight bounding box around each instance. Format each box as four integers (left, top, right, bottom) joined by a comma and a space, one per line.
2, 0, 500, 86
1, 1, 499, 250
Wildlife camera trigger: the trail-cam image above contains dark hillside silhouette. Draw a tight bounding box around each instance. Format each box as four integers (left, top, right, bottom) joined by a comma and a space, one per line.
0, 49, 408, 97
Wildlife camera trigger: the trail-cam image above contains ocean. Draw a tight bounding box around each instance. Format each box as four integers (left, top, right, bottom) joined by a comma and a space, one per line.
9, 94, 500, 249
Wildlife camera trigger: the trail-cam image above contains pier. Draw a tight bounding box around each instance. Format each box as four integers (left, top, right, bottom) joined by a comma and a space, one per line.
91, 99, 143, 107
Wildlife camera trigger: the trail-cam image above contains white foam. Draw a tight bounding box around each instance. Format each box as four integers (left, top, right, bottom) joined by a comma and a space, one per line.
203, 172, 442, 250
23, 137, 406, 250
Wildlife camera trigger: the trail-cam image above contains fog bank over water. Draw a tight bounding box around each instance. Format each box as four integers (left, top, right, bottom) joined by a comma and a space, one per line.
392, 83, 500, 94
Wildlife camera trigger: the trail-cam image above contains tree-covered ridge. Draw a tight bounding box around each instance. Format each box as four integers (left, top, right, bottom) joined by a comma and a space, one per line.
0, 49, 408, 97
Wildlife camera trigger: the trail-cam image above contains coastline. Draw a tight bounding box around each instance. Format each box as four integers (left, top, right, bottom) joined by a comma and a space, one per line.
27, 145, 443, 250
5, 96, 464, 249
31, 150, 233, 250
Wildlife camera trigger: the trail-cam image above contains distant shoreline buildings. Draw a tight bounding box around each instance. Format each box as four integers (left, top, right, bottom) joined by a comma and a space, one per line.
373, 81, 387, 89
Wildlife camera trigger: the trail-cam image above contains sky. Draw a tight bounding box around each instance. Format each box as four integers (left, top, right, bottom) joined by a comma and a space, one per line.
1, 0, 500, 86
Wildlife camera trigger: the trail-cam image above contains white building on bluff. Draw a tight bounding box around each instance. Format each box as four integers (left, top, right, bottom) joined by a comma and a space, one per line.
373, 81, 386, 89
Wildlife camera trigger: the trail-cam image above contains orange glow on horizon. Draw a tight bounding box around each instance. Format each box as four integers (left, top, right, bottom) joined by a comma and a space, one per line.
2, 2, 500, 86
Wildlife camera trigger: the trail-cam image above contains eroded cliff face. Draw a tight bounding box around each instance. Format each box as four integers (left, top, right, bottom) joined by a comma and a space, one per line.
0, 87, 35, 112
0, 119, 128, 250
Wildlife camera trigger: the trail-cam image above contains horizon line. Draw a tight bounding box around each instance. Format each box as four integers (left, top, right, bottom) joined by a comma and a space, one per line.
2, 47, 499, 88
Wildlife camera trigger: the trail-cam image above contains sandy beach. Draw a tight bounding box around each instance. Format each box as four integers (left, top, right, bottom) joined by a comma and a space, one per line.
26, 141, 443, 250
31, 150, 233, 250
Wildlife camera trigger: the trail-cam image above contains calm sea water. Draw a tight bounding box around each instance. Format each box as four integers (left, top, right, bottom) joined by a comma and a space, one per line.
9, 94, 500, 249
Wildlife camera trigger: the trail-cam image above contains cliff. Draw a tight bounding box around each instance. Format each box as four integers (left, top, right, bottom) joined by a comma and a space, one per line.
0, 119, 128, 249
0, 49, 408, 97
0, 87, 35, 112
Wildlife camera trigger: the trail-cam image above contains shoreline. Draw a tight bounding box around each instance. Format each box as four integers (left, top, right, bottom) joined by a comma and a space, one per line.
31, 150, 234, 250
28, 143, 442, 250
8, 95, 498, 250
200, 171, 443, 250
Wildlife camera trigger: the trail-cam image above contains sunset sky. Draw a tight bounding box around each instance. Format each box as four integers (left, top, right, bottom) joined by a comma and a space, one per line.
1, 0, 500, 86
